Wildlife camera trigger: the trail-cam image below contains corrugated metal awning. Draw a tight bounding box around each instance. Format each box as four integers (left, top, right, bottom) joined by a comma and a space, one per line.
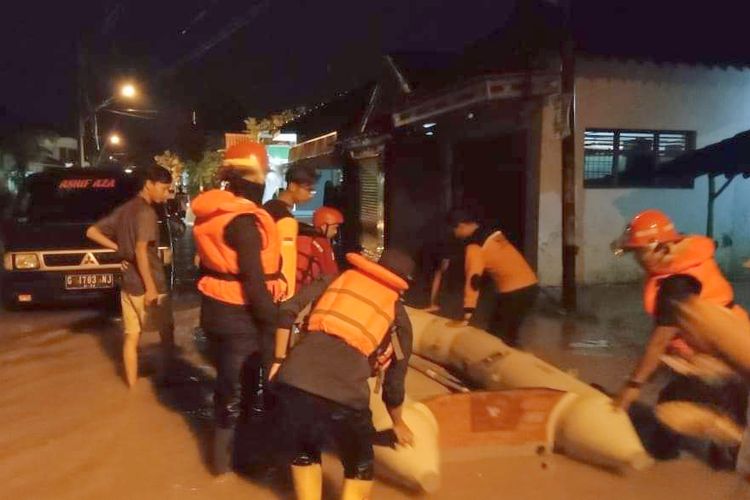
288, 132, 337, 162
224, 132, 257, 149
392, 72, 560, 128
659, 130, 750, 179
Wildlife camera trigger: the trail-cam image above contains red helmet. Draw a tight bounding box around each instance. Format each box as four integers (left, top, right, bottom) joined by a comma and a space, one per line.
223, 142, 269, 173
313, 206, 344, 229
616, 209, 681, 252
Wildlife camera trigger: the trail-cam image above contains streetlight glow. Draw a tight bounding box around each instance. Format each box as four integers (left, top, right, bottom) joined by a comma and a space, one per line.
120, 83, 137, 99
109, 134, 122, 145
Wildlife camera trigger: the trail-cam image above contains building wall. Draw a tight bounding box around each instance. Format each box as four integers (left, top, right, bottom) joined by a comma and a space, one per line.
27, 136, 79, 172
54, 137, 78, 162
537, 58, 750, 285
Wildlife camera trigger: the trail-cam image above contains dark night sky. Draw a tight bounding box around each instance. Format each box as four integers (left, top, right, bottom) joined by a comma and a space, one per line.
0, 0, 515, 138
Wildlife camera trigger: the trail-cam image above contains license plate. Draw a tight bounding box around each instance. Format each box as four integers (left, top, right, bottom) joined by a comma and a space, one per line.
65, 273, 114, 290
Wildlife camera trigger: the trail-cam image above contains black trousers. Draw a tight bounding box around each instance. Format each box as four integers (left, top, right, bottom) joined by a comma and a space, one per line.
200, 294, 268, 429
471, 284, 539, 346
277, 384, 376, 480
204, 329, 261, 429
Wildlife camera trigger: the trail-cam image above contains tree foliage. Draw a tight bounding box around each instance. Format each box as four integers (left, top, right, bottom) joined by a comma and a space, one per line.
0, 129, 58, 196
244, 107, 306, 141
154, 150, 185, 183
1, 130, 57, 173
184, 149, 222, 196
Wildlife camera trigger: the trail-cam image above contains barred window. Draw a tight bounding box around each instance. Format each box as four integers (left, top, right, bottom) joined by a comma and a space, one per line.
584, 129, 695, 188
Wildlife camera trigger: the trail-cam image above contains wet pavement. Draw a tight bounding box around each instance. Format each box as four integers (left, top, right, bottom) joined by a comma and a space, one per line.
2, 288, 749, 499
2, 230, 750, 498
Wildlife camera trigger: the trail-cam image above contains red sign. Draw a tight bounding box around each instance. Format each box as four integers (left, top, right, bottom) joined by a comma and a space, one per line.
58, 178, 116, 189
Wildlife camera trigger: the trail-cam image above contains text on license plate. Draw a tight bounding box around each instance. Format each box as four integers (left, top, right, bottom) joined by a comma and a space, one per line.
65, 274, 114, 290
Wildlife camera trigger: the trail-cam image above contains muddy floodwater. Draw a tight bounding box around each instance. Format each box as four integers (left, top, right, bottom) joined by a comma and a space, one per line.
1, 287, 749, 499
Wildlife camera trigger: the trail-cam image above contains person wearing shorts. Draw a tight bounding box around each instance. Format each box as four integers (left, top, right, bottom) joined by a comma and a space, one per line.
87, 165, 174, 388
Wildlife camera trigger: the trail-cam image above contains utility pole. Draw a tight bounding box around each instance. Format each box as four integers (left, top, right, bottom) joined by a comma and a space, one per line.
560, 0, 577, 311
77, 42, 86, 167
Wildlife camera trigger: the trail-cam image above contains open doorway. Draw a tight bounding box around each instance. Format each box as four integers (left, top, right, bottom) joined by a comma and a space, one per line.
452, 134, 527, 250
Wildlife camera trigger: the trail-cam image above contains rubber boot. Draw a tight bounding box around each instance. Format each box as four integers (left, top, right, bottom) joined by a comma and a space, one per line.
340, 479, 373, 500
212, 427, 234, 476
250, 365, 267, 418
291, 464, 322, 500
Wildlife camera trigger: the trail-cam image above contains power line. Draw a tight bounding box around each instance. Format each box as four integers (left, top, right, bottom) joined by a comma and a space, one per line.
159, 0, 270, 80
177, 0, 221, 36
102, 108, 157, 120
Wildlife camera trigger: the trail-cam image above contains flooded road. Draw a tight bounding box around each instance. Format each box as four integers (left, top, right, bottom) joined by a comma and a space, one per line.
0, 300, 251, 500
1, 289, 749, 499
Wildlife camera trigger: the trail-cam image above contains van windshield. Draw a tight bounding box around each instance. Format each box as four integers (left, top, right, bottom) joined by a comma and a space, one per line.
12, 175, 140, 223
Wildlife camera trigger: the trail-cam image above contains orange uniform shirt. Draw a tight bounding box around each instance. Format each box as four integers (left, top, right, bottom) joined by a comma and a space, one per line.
464, 230, 538, 310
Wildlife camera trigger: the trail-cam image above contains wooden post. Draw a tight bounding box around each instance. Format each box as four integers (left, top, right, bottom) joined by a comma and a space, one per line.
707, 174, 735, 238
561, 0, 577, 311
77, 42, 86, 167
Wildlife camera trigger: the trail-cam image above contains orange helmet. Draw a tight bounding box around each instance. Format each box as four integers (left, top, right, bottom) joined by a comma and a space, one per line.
223, 142, 269, 173
614, 209, 681, 253
313, 206, 344, 229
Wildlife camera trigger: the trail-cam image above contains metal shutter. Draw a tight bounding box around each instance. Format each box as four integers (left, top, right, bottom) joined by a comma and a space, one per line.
358, 158, 385, 260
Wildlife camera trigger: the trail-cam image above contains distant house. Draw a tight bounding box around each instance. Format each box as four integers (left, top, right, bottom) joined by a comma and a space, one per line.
1, 130, 79, 193
28, 136, 79, 172
283, 0, 750, 290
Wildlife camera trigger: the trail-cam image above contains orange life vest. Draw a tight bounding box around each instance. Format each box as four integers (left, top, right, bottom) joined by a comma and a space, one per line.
296, 234, 339, 290
307, 253, 409, 357
192, 189, 285, 304
277, 216, 299, 298
643, 236, 733, 316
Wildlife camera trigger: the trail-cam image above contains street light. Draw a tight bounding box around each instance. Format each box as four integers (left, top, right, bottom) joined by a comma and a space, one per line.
95, 82, 139, 113
78, 81, 140, 166
92, 82, 138, 152
120, 83, 136, 99
94, 133, 124, 166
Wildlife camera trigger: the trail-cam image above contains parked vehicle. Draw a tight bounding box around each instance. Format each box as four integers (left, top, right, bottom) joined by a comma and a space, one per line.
1, 167, 174, 308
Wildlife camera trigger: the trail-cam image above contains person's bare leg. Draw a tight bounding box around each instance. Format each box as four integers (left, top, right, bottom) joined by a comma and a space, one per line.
120, 292, 144, 388
291, 463, 322, 500
340, 478, 372, 500
123, 331, 140, 388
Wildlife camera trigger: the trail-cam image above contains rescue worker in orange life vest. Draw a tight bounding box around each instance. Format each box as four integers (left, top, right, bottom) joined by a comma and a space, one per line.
611, 210, 749, 462
640, 276, 750, 478
264, 164, 321, 298
446, 209, 539, 347
296, 206, 344, 291
191, 142, 286, 476
269, 249, 416, 500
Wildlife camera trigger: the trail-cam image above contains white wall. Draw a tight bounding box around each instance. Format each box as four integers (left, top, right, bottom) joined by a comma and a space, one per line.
26, 136, 79, 172
538, 58, 750, 285
54, 137, 78, 160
